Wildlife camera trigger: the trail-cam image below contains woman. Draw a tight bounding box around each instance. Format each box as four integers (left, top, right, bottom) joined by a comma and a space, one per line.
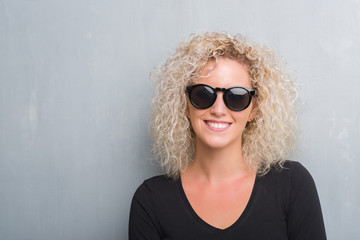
129, 32, 326, 240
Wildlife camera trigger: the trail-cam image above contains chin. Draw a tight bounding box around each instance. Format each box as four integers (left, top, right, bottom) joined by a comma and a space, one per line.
197, 137, 241, 150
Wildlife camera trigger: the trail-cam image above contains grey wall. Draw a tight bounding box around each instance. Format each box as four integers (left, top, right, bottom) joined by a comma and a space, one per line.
1, 0, 359, 239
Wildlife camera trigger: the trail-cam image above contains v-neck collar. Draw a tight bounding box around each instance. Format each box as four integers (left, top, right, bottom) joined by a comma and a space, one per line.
177, 174, 259, 233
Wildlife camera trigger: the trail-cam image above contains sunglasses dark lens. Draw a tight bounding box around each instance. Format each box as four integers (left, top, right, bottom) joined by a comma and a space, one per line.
190, 85, 216, 109
224, 88, 251, 111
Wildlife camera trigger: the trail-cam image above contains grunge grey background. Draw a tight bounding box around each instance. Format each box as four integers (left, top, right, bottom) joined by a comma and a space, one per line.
0, 0, 359, 239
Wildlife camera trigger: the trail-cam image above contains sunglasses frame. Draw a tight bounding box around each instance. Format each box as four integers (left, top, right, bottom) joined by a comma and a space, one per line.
186, 84, 255, 111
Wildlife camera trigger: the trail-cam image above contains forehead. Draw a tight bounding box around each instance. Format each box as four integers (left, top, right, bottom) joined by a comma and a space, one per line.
196, 58, 251, 88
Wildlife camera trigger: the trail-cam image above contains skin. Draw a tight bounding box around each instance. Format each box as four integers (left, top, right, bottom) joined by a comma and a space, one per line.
181, 58, 256, 230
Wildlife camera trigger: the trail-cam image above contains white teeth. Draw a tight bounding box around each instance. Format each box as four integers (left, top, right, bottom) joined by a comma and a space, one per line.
206, 121, 230, 129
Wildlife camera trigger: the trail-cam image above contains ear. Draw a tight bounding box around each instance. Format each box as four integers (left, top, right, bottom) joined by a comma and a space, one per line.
248, 108, 257, 122
247, 114, 254, 122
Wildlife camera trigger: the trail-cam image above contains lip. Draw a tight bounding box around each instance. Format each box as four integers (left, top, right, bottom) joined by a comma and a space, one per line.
204, 120, 232, 132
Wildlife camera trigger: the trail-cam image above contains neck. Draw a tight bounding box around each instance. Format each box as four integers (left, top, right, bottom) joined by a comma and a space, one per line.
186, 140, 253, 184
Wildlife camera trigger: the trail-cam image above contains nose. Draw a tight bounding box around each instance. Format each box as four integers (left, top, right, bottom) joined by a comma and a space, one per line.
210, 92, 227, 116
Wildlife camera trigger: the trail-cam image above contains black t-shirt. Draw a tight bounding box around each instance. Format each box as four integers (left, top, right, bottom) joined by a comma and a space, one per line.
129, 161, 326, 240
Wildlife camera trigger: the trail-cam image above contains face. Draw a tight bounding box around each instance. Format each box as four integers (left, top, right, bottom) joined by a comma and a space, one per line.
187, 58, 254, 151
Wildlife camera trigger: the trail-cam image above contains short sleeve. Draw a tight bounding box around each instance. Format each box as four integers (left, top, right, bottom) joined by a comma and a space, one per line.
286, 162, 327, 240
129, 182, 162, 240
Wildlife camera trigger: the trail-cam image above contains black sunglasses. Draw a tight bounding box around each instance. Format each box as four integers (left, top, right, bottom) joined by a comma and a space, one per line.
186, 84, 255, 111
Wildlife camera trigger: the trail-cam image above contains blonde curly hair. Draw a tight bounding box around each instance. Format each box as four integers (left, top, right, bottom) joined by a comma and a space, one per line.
150, 32, 298, 179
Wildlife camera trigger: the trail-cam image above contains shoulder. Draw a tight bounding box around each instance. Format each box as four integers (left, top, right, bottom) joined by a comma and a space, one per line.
140, 175, 177, 191
129, 175, 174, 238
281, 160, 319, 194
266, 160, 314, 182
280, 160, 315, 186
265, 160, 321, 210
258, 160, 318, 201
282, 160, 309, 173
130, 175, 181, 229
132, 175, 178, 203
143, 174, 176, 186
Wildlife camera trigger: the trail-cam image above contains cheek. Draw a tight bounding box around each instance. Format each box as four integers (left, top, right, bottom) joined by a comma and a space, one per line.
188, 110, 200, 125
188, 108, 205, 131
233, 111, 253, 128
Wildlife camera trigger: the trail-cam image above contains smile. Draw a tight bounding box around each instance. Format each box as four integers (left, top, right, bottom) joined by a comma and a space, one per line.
205, 120, 231, 130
